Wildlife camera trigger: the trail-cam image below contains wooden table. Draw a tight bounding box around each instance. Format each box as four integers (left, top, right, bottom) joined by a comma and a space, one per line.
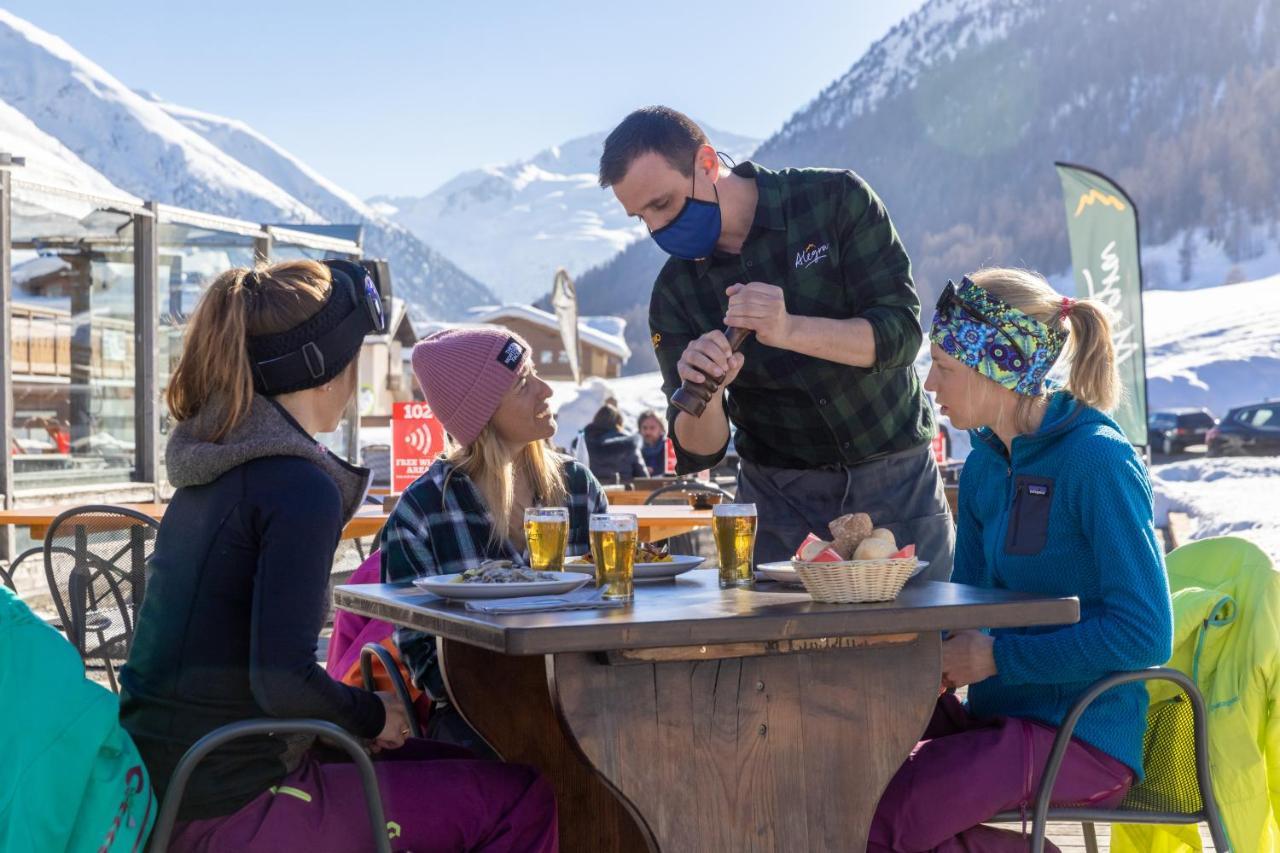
620, 504, 712, 542
0, 503, 389, 542
334, 571, 1077, 852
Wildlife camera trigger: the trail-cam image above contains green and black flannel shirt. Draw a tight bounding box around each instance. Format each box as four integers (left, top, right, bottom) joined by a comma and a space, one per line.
650, 160, 934, 473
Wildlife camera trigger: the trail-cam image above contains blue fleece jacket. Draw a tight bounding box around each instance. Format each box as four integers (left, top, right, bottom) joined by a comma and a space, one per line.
958, 391, 1173, 777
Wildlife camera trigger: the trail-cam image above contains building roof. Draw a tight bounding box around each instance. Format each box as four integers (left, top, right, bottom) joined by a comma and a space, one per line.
463, 303, 631, 360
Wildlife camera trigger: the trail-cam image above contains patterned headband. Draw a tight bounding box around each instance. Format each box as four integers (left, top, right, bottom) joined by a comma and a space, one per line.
929, 277, 1068, 396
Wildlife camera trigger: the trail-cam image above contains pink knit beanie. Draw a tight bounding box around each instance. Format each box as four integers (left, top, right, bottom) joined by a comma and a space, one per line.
411, 327, 530, 446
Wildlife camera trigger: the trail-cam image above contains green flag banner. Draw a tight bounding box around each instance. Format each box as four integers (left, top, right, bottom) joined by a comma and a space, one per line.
1055, 162, 1148, 446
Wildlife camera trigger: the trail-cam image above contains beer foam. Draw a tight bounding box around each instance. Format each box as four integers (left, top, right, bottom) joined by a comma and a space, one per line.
589, 513, 637, 532
713, 503, 757, 517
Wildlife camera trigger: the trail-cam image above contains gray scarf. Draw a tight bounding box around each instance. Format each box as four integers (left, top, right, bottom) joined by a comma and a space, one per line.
165, 395, 370, 524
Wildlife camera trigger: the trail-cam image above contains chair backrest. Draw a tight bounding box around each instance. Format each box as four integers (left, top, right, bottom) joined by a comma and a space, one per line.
644, 480, 733, 506
43, 505, 160, 663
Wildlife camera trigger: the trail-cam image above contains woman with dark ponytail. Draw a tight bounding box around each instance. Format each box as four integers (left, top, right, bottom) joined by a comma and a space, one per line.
120, 261, 557, 851
869, 268, 1173, 852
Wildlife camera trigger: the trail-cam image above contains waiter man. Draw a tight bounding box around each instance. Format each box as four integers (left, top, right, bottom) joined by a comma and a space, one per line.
599, 106, 953, 576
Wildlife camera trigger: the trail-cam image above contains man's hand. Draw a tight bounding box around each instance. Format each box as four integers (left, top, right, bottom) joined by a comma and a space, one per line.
940, 630, 997, 691
677, 330, 745, 389
723, 283, 793, 348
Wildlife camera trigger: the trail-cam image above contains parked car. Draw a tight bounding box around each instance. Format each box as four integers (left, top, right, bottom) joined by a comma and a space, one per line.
1207, 401, 1280, 457
1147, 408, 1217, 455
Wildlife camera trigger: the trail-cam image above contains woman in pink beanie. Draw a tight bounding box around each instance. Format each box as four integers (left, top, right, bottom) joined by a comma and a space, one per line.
380, 327, 607, 749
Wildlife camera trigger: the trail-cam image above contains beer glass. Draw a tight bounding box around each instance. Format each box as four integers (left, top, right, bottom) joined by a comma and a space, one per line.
589, 513, 638, 602
524, 507, 569, 572
713, 503, 757, 589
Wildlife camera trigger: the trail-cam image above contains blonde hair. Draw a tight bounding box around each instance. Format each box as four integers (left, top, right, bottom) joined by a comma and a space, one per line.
968, 267, 1121, 432
167, 260, 333, 442
446, 424, 568, 547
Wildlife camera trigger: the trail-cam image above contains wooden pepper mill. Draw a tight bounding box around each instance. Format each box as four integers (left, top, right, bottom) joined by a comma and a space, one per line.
670, 327, 753, 417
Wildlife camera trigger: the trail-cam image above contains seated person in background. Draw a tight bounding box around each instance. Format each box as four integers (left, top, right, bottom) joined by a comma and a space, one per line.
120, 262, 557, 852
637, 408, 667, 475
582, 403, 649, 485
382, 327, 607, 749
869, 268, 1173, 853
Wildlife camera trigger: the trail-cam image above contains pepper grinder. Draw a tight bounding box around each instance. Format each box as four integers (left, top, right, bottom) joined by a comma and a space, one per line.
670, 327, 753, 417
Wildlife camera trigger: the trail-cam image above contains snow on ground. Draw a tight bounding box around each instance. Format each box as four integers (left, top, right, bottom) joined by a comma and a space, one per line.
1143, 273, 1280, 417
1152, 457, 1280, 562
547, 374, 669, 451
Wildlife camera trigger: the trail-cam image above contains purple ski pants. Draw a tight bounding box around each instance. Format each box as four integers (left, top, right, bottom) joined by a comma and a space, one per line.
168, 739, 557, 852
869, 693, 1133, 853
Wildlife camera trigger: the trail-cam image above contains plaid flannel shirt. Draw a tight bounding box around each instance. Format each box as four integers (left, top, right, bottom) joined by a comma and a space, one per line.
380, 456, 606, 696
650, 160, 934, 472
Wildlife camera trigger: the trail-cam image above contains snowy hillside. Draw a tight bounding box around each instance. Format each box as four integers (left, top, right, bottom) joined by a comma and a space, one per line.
0, 10, 496, 321
0, 98, 133, 199
1153, 457, 1280, 561
1144, 274, 1280, 417
0, 10, 319, 223
371, 126, 759, 304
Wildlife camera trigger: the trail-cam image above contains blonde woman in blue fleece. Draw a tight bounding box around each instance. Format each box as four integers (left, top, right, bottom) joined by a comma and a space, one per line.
869, 268, 1173, 853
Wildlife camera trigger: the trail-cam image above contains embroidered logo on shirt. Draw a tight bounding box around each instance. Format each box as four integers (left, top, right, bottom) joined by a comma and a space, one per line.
1028, 484, 1048, 496
795, 241, 830, 269
496, 337, 525, 370
651, 332, 662, 350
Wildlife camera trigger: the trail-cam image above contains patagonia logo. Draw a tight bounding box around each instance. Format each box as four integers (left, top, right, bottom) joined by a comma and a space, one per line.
1028, 484, 1048, 496
794, 241, 830, 269
496, 337, 525, 370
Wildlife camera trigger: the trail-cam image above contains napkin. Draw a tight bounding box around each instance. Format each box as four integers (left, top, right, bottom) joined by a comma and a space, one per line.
464, 586, 628, 614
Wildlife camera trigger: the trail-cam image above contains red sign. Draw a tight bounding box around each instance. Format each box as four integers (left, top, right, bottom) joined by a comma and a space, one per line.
662, 437, 712, 480
392, 402, 446, 492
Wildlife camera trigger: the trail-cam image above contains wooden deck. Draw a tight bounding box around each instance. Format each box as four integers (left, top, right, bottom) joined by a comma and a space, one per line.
1042, 821, 1215, 850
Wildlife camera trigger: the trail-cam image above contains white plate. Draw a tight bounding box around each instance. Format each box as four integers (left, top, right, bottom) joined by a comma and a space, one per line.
565, 554, 706, 581
755, 559, 931, 584
635, 554, 705, 581
411, 571, 593, 600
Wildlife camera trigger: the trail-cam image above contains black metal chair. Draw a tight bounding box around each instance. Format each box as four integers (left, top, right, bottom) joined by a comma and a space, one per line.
360, 642, 424, 739
43, 505, 160, 692
989, 668, 1230, 852
643, 479, 734, 507
643, 480, 734, 553
147, 719, 391, 853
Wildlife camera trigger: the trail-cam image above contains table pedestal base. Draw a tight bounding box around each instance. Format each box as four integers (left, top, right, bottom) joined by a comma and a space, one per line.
442, 632, 940, 852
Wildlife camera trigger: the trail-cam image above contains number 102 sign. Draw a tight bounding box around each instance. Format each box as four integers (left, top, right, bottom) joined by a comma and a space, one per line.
392, 402, 446, 491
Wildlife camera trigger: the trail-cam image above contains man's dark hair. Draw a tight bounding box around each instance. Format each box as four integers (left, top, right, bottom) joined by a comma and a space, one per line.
598, 106, 708, 188
588, 403, 624, 432
636, 409, 663, 432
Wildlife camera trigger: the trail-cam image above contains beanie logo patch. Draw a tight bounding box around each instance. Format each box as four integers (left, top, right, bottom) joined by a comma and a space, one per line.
496, 337, 525, 371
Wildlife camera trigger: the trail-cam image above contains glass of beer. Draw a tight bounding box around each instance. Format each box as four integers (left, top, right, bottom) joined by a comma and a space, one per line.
524, 507, 569, 572
589, 513, 638, 602
713, 503, 758, 589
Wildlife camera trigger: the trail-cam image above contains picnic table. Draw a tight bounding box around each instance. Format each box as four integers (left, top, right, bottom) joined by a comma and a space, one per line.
0, 503, 714, 549
0, 503, 390, 542
334, 570, 1078, 851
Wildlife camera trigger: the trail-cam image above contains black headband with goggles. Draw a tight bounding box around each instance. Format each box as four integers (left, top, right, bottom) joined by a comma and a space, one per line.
246, 259, 387, 395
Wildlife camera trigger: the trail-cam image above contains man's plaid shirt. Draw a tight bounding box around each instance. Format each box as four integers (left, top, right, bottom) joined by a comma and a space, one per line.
380, 456, 606, 695
650, 161, 934, 472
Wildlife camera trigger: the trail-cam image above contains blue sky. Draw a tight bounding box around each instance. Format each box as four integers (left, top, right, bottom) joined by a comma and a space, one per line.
6, 0, 922, 198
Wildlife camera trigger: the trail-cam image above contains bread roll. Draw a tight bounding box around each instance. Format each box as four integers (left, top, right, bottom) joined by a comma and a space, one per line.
829, 512, 873, 557
869, 528, 897, 548
853, 537, 897, 561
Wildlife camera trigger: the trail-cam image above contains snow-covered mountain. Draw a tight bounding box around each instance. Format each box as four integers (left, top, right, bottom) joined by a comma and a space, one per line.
0, 9, 495, 321
575, 0, 1280, 374
0, 98, 132, 198
370, 126, 760, 304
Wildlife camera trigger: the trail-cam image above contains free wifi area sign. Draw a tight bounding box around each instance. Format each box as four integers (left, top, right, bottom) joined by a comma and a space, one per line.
392, 402, 446, 492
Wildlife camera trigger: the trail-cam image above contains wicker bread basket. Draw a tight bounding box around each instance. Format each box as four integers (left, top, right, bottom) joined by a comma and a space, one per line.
791, 557, 919, 603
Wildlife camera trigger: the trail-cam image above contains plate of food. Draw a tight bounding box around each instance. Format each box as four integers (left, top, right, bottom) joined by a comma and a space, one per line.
411, 560, 593, 600
568, 541, 705, 581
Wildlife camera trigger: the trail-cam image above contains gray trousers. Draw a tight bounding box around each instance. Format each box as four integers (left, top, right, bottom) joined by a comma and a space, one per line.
736, 444, 955, 582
